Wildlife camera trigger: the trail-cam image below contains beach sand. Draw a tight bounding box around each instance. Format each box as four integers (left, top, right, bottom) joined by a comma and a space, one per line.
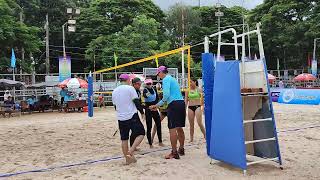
0, 103, 320, 180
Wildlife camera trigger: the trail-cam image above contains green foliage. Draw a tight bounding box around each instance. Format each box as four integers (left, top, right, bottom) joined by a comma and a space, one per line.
165, 3, 201, 47
1, 0, 320, 74
86, 14, 166, 72
249, 0, 319, 69
0, 0, 41, 72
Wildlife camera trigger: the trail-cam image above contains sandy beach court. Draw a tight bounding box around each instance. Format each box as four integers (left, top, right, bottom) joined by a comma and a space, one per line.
0, 103, 320, 180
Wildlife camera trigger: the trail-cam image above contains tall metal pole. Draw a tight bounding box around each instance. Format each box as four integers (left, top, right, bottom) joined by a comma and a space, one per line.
62, 23, 66, 58
93, 50, 96, 72
242, 0, 246, 60
181, 5, 185, 88
45, 14, 50, 74
216, 1, 223, 61
312, 38, 320, 76
313, 38, 320, 61
204, 36, 209, 53
31, 54, 35, 84
20, 11, 24, 81
247, 24, 251, 58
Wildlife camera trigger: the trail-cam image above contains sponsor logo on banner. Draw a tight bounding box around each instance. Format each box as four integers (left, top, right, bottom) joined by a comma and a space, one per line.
278, 89, 320, 105
282, 89, 295, 103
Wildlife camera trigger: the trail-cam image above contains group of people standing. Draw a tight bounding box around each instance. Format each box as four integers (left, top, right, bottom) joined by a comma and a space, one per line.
112, 66, 206, 165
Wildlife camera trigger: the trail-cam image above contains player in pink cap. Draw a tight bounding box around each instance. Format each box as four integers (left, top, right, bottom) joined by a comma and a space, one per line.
143, 78, 163, 148
151, 66, 186, 159
112, 74, 145, 164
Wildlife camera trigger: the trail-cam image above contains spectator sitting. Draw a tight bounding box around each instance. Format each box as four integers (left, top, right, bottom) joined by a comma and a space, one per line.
278, 80, 284, 88
4, 90, 12, 101
98, 93, 105, 108
64, 92, 73, 103
77, 93, 86, 100
27, 95, 37, 112
4, 96, 15, 117
76, 93, 86, 112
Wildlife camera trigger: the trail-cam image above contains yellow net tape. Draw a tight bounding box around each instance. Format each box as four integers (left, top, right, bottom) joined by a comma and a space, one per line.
94, 46, 192, 93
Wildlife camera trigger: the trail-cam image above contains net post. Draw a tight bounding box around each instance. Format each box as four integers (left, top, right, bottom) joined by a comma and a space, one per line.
155, 57, 159, 68
187, 47, 191, 90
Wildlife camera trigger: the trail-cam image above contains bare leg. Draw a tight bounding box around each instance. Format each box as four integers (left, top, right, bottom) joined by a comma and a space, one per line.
177, 127, 185, 149
129, 135, 144, 155
121, 140, 129, 157
169, 128, 178, 152
195, 108, 206, 139
123, 135, 144, 165
188, 109, 195, 142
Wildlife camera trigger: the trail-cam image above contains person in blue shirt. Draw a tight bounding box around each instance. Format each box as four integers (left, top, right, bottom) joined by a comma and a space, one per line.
60, 87, 68, 105
64, 91, 74, 102
150, 66, 186, 159
27, 95, 37, 112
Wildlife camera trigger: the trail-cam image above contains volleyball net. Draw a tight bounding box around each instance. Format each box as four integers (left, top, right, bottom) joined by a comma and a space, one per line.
93, 45, 192, 94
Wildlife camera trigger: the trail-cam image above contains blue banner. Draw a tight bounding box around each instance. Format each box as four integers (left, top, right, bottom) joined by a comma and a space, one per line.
11, 48, 16, 68
278, 89, 320, 105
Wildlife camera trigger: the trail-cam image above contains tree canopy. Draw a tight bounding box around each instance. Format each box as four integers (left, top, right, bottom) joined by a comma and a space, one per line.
0, 0, 319, 75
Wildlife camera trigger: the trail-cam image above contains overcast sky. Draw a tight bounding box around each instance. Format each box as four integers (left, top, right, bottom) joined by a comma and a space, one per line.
152, 0, 264, 10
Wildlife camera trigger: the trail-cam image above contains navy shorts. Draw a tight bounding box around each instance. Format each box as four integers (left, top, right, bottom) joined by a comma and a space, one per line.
167, 100, 186, 129
118, 113, 145, 141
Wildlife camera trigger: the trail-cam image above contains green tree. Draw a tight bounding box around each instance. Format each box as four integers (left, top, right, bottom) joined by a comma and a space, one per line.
72, 0, 165, 49
86, 14, 167, 72
249, 0, 319, 69
0, 0, 41, 73
165, 3, 201, 47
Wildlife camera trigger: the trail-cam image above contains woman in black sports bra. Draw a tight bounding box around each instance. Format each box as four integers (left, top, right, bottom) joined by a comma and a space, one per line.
185, 78, 206, 143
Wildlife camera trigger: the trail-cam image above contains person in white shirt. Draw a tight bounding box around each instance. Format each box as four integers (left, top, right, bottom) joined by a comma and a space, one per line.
77, 93, 86, 100
112, 74, 145, 165
278, 80, 284, 88
4, 90, 12, 101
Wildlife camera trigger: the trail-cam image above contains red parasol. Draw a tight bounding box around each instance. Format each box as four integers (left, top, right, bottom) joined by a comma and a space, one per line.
268, 73, 276, 83
294, 73, 317, 82
58, 78, 88, 88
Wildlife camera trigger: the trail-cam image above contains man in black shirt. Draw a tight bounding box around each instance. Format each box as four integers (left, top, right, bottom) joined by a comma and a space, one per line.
131, 77, 145, 148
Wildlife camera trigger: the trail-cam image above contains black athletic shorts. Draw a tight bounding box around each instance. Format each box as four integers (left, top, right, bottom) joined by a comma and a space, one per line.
118, 113, 145, 141
167, 100, 186, 129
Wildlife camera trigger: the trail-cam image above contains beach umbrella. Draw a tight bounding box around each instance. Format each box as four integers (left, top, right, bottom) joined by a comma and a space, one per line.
294, 73, 316, 81
268, 74, 276, 83
129, 74, 145, 82
59, 78, 88, 88
0, 79, 25, 88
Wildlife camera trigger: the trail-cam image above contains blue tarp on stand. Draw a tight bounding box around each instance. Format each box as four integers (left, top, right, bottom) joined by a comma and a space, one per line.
278, 89, 320, 105
210, 61, 247, 170
202, 53, 215, 156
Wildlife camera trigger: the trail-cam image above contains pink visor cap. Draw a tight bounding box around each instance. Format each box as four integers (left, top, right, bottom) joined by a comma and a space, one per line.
144, 79, 153, 84
119, 74, 130, 80
156, 66, 167, 75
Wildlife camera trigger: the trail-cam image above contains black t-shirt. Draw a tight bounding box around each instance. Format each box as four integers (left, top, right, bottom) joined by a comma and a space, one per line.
136, 89, 142, 100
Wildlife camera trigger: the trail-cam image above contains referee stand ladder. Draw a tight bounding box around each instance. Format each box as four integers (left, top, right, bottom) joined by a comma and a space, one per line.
202, 23, 283, 175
